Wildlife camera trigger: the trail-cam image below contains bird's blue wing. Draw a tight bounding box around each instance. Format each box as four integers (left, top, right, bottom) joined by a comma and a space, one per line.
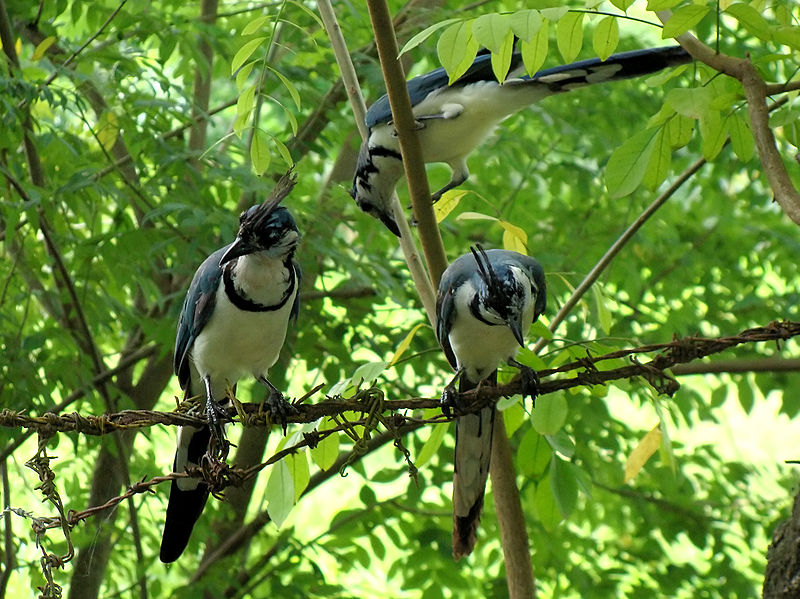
174, 246, 229, 389
365, 49, 524, 128
290, 260, 301, 323
436, 258, 476, 370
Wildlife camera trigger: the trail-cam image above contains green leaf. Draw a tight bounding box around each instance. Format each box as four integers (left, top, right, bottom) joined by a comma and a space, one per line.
666, 113, 695, 148
724, 3, 772, 40
521, 19, 549, 75
646, 0, 683, 9
270, 134, 294, 166
774, 26, 800, 51
699, 110, 727, 161
545, 430, 575, 458
235, 61, 255, 92
661, 5, 710, 39
609, 0, 635, 8
287, 450, 309, 502
490, 29, 516, 83
605, 128, 659, 197
509, 10, 542, 42
729, 112, 754, 162
231, 37, 266, 75
310, 419, 340, 470
237, 84, 257, 117
266, 459, 294, 527
591, 284, 613, 334
531, 393, 568, 435
437, 21, 479, 83
501, 400, 526, 437
389, 323, 425, 367
666, 87, 712, 119
550, 456, 579, 518
415, 422, 449, 467
592, 16, 619, 61
517, 426, 552, 477
352, 361, 388, 385
533, 474, 561, 531
643, 126, 672, 190
399, 18, 462, 56
472, 13, 510, 51
251, 128, 271, 175
269, 66, 301, 110
456, 211, 497, 222
434, 189, 469, 222
242, 15, 270, 36
556, 11, 584, 63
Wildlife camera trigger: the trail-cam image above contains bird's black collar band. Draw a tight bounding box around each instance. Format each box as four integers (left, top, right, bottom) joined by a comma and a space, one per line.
223, 260, 296, 312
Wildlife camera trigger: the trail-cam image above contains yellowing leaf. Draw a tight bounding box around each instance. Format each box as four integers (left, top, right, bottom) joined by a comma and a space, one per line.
96, 111, 119, 152
434, 189, 469, 222
499, 220, 528, 253
624, 425, 662, 483
456, 211, 497, 222
389, 323, 425, 367
33, 36, 57, 61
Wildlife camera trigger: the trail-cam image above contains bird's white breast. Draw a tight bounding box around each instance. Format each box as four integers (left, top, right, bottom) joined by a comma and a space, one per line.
447, 280, 534, 383
191, 256, 296, 388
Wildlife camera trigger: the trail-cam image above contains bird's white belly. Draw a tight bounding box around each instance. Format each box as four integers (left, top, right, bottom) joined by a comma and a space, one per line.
413, 81, 548, 165
448, 313, 528, 383
191, 287, 296, 386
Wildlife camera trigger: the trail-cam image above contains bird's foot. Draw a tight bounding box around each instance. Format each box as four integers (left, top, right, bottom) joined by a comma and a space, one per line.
205, 395, 228, 450
440, 369, 466, 418
510, 359, 540, 407
259, 377, 296, 435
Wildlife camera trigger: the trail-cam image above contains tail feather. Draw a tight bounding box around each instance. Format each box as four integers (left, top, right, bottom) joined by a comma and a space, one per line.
452, 372, 496, 560
160, 425, 210, 563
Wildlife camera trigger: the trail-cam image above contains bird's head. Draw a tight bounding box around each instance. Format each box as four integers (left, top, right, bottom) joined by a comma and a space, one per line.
219, 171, 300, 266
471, 246, 539, 347
350, 134, 404, 237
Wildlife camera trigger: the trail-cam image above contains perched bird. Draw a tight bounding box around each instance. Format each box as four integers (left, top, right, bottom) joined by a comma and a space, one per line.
352, 45, 691, 235
435, 246, 546, 559
160, 172, 301, 563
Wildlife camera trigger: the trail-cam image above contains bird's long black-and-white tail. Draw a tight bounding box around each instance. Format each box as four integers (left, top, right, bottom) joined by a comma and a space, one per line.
160, 422, 211, 563
518, 46, 691, 96
452, 372, 497, 560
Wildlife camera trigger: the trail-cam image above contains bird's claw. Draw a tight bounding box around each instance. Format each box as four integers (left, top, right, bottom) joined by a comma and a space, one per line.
206, 396, 228, 450
265, 390, 296, 435
440, 384, 461, 418
518, 365, 540, 406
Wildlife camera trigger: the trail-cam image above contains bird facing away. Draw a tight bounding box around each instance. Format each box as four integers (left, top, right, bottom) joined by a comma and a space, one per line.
352, 45, 691, 236
435, 246, 546, 559
160, 173, 301, 563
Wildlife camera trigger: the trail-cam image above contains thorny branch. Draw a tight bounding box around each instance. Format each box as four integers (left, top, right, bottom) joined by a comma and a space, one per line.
3, 320, 798, 595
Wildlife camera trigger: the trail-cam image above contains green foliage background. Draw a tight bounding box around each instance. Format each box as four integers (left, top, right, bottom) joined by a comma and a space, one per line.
0, 0, 798, 598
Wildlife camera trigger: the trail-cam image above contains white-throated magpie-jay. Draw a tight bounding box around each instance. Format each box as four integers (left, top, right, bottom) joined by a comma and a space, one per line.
160, 173, 301, 563
352, 45, 691, 236
436, 246, 546, 559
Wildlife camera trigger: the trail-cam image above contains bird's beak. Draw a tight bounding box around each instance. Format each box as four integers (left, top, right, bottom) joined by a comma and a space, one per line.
508, 315, 525, 347
379, 212, 401, 237
219, 237, 251, 266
